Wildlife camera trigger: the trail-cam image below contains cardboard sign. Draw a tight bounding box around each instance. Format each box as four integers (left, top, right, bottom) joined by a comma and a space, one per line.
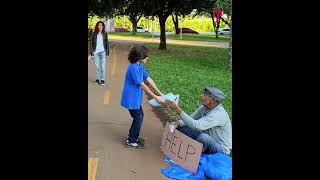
161, 122, 203, 173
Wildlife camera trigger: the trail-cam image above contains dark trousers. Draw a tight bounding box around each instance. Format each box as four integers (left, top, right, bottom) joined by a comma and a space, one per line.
177, 126, 225, 154
128, 106, 144, 143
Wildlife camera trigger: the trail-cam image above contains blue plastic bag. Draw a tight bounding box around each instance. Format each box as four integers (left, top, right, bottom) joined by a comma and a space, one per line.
201, 153, 232, 180
161, 153, 232, 180
161, 156, 205, 180
148, 93, 180, 107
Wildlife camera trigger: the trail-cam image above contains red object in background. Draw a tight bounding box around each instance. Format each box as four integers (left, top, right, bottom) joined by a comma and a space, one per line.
178, 28, 199, 34
115, 27, 130, 32
212, 9, 224, 27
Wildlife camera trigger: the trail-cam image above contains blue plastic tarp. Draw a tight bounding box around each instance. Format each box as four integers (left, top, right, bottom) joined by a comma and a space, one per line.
161, 153, 232, 180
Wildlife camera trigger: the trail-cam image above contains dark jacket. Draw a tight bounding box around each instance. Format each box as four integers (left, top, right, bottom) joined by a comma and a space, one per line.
90, 32, 109, 56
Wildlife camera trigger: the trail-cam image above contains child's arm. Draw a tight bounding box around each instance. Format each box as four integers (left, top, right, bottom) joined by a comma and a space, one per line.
141, 82, 163, 104
146, 77, 164, 96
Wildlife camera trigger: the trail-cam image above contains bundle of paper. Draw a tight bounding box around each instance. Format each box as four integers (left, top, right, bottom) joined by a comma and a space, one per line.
148, 93, 180, 107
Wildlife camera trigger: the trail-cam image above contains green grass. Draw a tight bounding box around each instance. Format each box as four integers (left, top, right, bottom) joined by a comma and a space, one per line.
109, 32, 153, 38
167, 34, 231, 42
109, 32, 231, 42
144, 43, 232, 121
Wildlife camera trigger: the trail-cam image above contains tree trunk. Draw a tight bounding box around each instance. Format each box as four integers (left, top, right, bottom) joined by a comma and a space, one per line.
129, 15, 141, 35
210, 12, 217, 38
159, 16, 167, 50
132, 20, 137, 35
216, 24, 220, 39
129, 16, 138, 35
172, 14, 179, 34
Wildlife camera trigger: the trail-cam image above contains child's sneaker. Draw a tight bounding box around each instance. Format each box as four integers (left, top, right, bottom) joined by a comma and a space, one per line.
126, 137, 145, 144
126, 141, 144, 149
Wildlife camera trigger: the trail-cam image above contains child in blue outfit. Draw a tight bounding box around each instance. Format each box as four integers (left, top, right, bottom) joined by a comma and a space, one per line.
121, 45, 163, 149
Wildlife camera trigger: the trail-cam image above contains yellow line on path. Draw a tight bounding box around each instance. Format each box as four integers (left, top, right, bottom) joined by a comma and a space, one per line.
122, 63, 127, 72
103, 90, 110, 105
88, 158, 99, 180
111, 46, 117, 76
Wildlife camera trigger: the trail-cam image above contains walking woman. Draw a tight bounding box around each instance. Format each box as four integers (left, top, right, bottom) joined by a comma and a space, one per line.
90, 21, 109, 86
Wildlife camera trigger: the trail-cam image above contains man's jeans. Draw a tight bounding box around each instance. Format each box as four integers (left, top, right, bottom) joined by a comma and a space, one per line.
93, 51, 107, 81
128, 106, 144, 143
177, 126, 225, 154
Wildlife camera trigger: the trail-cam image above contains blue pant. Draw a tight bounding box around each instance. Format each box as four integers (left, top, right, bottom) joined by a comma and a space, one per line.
128, 106, 144, 143
93, 51, 107, 81
177, 126, 225, 154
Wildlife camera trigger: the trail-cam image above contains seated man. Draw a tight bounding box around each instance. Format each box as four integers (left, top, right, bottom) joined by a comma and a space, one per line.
164, 86, 232, 154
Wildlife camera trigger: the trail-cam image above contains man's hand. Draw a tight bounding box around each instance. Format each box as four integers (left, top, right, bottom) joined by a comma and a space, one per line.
164, 100, 182, 114
164, 100, 178, 109
169, 121, 180, 128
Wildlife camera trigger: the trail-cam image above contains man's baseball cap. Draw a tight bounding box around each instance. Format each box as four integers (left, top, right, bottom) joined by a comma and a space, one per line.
204, 86, 226, 103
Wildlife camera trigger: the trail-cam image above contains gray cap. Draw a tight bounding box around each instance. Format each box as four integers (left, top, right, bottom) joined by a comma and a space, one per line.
204, 86, 225, 103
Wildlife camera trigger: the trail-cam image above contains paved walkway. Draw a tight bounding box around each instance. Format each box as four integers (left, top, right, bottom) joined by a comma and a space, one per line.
88, 41, 170, 180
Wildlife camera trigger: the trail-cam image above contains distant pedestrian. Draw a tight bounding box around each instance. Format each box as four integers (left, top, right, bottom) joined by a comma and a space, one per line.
90, 21, 109, 86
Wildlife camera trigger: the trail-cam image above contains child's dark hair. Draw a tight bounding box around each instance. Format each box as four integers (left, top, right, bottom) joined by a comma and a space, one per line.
128, 45, 149, 63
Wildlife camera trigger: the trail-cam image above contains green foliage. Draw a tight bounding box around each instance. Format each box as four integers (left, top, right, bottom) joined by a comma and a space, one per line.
216, 0, 232, 16
112, 15, 229, 32
88, 0, 117, 17
113, 16, 132, 29
88, 15, 101, 30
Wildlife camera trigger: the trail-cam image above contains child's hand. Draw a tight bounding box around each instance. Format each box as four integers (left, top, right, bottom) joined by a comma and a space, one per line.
155, 96, 164, 104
